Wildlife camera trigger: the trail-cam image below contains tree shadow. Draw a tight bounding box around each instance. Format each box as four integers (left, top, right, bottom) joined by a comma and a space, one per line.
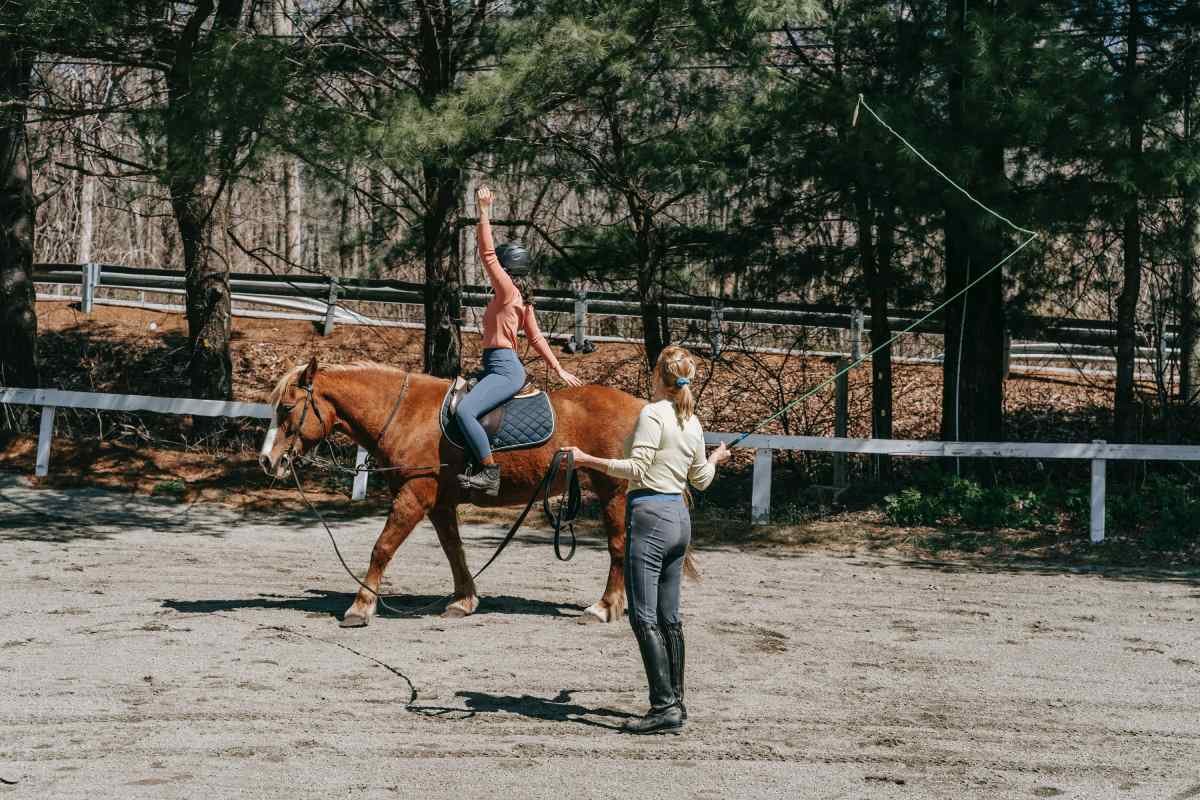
0, 476, 235, 542
408, 688, 633, 730
869, 553, 1200, 585
36, 326, 193, 399
161, 589, 585, 620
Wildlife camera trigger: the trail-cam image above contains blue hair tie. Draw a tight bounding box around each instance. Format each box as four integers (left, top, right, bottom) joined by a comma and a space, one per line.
675, 377, 690, 388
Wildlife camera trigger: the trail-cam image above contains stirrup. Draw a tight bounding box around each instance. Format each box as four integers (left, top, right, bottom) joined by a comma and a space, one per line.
458, 463, 500, 496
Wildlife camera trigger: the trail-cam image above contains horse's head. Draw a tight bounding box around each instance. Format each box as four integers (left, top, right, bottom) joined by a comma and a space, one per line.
259, 357, 336, 479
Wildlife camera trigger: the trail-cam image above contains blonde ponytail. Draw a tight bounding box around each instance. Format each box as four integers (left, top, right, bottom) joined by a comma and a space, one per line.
656, 345, 697, 427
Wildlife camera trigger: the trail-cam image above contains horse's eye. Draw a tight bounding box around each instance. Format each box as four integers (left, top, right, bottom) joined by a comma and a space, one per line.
279, 404, 295, 417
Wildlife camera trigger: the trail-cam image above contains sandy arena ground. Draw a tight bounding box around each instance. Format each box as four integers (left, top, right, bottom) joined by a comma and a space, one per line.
1, 474, 1199, 799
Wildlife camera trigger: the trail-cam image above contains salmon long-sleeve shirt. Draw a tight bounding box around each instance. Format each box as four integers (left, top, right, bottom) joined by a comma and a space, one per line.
477, 219, 561, 371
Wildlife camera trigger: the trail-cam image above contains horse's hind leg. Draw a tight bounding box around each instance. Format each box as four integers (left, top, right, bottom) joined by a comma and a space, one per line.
428, 505, 479, 618
581, 481, 627, 624
341, 485, 428, 627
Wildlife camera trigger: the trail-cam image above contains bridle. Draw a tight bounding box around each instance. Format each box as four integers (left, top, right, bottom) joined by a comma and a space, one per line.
275, 378, 327, 476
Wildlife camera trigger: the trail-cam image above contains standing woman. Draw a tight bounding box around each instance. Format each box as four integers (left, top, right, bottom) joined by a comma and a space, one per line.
457, 186, 583, 496
570, 346, 730, 734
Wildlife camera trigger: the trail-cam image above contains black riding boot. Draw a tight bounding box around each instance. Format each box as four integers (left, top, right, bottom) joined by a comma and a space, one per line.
623, 622, 683, 734
458, 463, 500, 496
663, 622, 686, 721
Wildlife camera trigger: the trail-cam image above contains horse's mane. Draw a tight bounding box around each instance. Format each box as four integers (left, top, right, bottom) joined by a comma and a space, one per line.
268, 360, 410, 407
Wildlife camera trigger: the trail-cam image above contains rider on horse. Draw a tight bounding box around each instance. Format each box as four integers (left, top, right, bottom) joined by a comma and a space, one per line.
457, 185, 583, 496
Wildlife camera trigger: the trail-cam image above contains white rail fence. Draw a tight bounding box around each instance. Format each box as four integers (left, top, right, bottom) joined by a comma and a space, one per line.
6, 387, 1200, 543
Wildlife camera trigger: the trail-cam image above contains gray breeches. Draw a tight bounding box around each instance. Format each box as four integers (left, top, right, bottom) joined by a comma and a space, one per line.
624, 493, 691, 626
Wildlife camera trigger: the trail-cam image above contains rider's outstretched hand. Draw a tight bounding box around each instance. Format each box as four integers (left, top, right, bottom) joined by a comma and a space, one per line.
557, 367, 584, 387
476, 185, 495, 212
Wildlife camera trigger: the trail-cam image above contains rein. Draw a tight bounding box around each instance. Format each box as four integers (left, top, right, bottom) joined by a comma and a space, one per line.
471, 448, 581, 580
290, 448, 582, 619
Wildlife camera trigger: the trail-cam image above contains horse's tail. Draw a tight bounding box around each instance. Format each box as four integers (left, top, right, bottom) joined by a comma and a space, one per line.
683, 546, 701, 583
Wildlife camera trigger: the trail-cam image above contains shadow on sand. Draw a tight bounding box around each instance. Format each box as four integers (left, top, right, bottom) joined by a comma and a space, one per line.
408, 688, 633, 730
161, 589, 584, 620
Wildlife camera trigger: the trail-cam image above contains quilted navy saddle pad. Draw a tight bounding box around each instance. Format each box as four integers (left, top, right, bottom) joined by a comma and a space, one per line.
439, 384, 556, 453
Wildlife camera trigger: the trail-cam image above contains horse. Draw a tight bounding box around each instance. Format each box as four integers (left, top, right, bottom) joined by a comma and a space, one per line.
258, 357, 644, 627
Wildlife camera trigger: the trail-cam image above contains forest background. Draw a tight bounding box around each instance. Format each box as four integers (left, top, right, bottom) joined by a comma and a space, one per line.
1, 0, 1198, 457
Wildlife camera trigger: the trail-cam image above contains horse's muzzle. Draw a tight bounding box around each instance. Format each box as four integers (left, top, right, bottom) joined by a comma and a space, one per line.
259, 452, 291, 479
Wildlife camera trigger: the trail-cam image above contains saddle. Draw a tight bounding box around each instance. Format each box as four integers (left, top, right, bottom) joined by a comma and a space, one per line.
440, 375, 556, 454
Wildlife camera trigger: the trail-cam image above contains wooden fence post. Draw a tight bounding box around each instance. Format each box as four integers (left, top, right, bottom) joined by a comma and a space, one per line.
323, 277, 339, 336
710, 300, 724, 358
850, 306, 864, 361
1090, 439, 1106, 543
36, 406, 56, 477
833, 358, 849, 488
1003, 330, 1012, 380
352, 446, 368, 500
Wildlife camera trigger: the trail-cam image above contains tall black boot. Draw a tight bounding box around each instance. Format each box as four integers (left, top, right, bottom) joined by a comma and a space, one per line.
623, 622, 683, 734
663, 622, 686, 721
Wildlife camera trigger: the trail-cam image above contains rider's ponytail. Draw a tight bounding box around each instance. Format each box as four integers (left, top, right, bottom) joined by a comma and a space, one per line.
512, 273, 535, 308
656, 345, 697, 427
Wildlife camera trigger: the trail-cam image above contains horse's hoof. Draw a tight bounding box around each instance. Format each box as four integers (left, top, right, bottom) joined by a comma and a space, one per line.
578, 604, 608, 624
441, 606, 470, 619
340, 613, 370, 628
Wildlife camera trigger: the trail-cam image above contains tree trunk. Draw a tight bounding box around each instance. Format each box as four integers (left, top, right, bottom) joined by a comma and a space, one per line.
1178, 7, 1199, 404
165, 1, 234, 401
1114, 0, 1144, 442
421, 161, 462, 378
0, 43, 38, 387
271, 0, 303, 268
941, 0, 1006, 447
858, 192, 895, 478
1183, 176, 1200, 403
171, 177, 233, 400
634, 209, 667, 369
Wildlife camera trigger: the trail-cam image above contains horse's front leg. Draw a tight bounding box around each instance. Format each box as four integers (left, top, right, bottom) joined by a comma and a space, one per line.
581, 478, 627, 624
341, 485, 429, 628
428, 505, 479, 618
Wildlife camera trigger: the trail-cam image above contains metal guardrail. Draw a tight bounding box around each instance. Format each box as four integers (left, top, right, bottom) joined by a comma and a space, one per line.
5, 386, 1198, 538
33, 262, 1163, 350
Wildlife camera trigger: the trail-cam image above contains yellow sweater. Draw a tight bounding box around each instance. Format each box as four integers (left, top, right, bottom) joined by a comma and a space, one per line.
603, 400, 715, 494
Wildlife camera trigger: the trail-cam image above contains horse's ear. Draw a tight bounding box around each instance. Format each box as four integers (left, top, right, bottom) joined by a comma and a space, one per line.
302, 356, 318, 387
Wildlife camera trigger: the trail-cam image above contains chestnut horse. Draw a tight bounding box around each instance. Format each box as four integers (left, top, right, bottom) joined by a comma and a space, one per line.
259, 357, 643, 627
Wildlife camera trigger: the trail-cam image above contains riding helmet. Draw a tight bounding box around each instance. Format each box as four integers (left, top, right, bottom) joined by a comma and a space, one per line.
495, 242, 532, 276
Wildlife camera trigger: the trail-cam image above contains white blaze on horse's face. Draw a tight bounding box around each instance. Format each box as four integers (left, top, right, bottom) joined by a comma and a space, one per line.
259, 419, 280, 474
259, 397, 303, 479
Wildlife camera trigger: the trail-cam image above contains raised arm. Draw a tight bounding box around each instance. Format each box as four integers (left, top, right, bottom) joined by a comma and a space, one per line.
476, 186, 518, 302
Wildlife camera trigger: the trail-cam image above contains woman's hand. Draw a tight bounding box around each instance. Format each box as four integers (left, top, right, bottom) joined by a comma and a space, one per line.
708, 441, 731, 466
557, 367, 584, 387
476, 185, 495, 214
566, 446, 599, 469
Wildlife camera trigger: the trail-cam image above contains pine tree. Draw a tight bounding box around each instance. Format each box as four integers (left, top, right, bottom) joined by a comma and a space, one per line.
0, 5, 38, 387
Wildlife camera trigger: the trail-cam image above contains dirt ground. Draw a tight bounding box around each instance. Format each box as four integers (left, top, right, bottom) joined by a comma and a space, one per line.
2, 474, 1198, 799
